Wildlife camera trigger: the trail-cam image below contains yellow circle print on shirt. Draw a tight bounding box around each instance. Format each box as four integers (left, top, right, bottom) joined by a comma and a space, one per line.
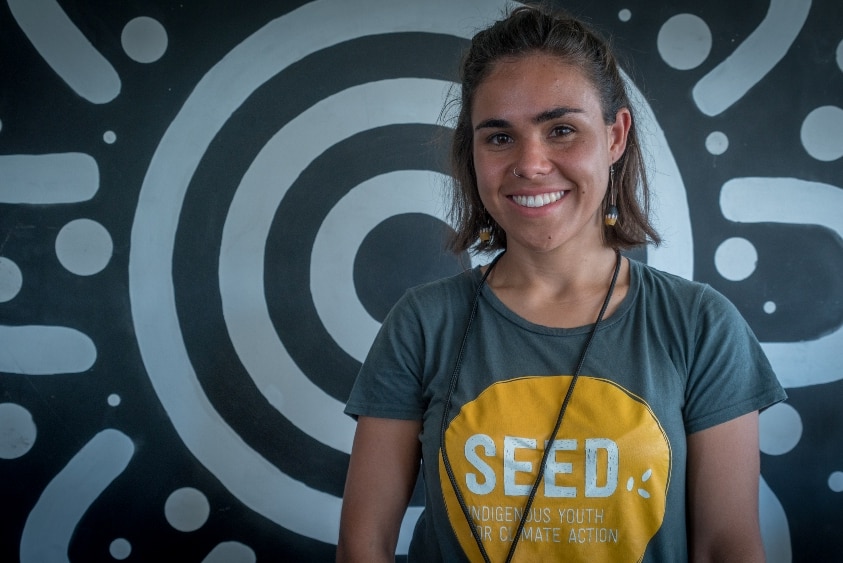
440, 375, 671, 562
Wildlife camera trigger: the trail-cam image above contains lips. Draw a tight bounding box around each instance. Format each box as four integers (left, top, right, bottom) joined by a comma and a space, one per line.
511, 191, 565, 208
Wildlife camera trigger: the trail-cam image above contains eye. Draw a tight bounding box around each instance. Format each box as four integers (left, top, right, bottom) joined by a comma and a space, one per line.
550, 125, 574, 137
487, 132, 512, 146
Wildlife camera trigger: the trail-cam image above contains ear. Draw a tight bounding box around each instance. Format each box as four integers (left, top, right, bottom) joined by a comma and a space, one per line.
608, 108, 632, 163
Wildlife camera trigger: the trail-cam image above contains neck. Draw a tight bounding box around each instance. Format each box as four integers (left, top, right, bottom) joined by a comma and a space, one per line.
491, 243, 619, 298
484, 244, 625, 329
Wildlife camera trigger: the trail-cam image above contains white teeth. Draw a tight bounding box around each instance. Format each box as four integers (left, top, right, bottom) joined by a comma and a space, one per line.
512, 191, 563, 208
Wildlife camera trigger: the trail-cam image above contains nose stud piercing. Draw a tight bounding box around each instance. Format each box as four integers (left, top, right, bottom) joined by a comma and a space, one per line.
513, 167, 524, 178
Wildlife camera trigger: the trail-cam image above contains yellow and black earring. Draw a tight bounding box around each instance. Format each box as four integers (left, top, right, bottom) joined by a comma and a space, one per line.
604, 166, 619, 227
478, 209, 492, 243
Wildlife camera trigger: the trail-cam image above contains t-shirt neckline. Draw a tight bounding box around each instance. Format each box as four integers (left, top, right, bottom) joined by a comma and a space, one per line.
470, 256, 639, 336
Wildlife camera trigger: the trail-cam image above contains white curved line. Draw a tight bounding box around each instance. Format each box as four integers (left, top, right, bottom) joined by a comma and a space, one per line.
20, 429, 134, 563
7, 0, 120, 104
223, 69, 692, 456
692, 0, 811, 116
0, 325, 96, 375
130, 0, 517, 547
626, 73, 693, 279
130, 0, 695, 545
202, 542, 256, 563
720, 177, 843, 388
311, 170, 454, 365
222, 79, 452, 454
0, 153, 99, 204
760, 476, 792, 562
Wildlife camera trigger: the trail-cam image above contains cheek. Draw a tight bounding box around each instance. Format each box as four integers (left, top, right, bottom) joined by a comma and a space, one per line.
472, 158, 494, 191
474, 172, 498, 209
473, 151, 506, 181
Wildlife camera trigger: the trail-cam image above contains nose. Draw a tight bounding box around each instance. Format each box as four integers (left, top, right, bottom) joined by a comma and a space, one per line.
513, 137, 552, 179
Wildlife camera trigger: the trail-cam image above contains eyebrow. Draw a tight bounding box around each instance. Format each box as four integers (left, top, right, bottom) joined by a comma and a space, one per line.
474, 106, 584, 131
535, 106, 584, 123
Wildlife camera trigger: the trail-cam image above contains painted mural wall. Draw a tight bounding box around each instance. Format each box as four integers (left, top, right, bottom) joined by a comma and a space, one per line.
1, 0, 841, 561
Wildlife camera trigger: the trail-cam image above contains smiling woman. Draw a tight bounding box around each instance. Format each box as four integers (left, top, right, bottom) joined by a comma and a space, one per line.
447, 8, 660, 258
338, 5, 786, 563
470, 54, 629, 260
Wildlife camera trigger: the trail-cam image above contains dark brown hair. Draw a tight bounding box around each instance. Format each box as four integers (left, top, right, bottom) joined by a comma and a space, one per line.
447, 4, 661, 253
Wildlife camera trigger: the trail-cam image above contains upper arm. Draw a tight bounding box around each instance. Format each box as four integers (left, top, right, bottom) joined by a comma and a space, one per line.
686, 411, 765, 563
337, 416, 422, 563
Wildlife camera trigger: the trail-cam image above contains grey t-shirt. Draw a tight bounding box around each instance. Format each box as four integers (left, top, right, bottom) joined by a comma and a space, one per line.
345, 258, 786, 562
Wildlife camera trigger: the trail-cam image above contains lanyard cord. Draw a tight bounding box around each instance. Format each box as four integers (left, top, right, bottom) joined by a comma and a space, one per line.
440, 251, 505, 563
440, 250, 621, 563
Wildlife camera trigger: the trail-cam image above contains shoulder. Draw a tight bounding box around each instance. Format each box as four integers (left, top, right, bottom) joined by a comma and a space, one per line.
378, 267, 481, 334
628, 258, 744, 326
400, 267, 481, 310
630, 260, 764, 371
629, 258, 708, 304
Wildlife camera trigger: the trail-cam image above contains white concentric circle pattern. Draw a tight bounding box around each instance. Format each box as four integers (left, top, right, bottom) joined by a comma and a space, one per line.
129, 0, 690, 548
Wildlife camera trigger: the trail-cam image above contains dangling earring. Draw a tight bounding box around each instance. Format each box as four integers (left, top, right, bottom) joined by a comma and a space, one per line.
604, 165, 619, 227
479, 227, 491, 243
478, 210, 492, 243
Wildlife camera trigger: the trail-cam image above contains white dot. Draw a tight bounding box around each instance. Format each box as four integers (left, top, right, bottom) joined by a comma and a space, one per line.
0, 257, 23, 303
108, 394, 121, 407
204, 542, 257, 563
122, 17, 168, 63
763, 301, 776, 314
618, 9, 632, 22
705, 131, 729, 155
829, 471, 843, 493
55, 219, 114, 276
759, 403, 802, 455
801, 105, 843, 161
657, 14, 712, 70
837, 39, 843, 73
0, 403, 37, 459
165, 487, 210, 532
104, 130, 117, 144
109, 538, 132, 560
714, 237, 757, 281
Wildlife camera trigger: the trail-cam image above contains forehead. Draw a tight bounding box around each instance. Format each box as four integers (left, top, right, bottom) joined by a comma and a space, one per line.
472, 53, 602, 120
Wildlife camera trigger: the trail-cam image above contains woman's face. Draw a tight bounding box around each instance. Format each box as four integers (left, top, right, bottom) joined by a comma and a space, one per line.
471, 53, 630, 256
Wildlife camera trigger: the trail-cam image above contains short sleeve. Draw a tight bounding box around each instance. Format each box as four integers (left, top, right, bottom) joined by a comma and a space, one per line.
683, 286, 786, 434
344, 290, 427, 421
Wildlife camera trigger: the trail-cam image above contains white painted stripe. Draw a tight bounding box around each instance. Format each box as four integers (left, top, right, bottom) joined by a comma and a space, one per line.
0, 325, 96, 374
310, 169, 457, 365
7, 0, 120, 104
760, 476, 792, 563
222, 79, 451, 455
720, 177, 843, 388
131, 0, 517, 546
20, 430, 134, 563
626, 72, 693, 279
0, 154, 98, 204
692, 0, 811, 116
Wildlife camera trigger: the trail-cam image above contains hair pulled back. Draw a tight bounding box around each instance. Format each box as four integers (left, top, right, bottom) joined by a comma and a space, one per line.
448, 4, 661, 253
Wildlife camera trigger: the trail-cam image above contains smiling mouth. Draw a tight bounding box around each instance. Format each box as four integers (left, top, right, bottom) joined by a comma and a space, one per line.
511, 191, 565, 208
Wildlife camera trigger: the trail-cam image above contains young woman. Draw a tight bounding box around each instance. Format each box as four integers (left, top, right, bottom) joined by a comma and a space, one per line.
338, 6, 785, 562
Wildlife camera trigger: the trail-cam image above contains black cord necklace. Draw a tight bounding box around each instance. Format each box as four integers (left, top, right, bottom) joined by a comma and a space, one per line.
440, 249, 622, 563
